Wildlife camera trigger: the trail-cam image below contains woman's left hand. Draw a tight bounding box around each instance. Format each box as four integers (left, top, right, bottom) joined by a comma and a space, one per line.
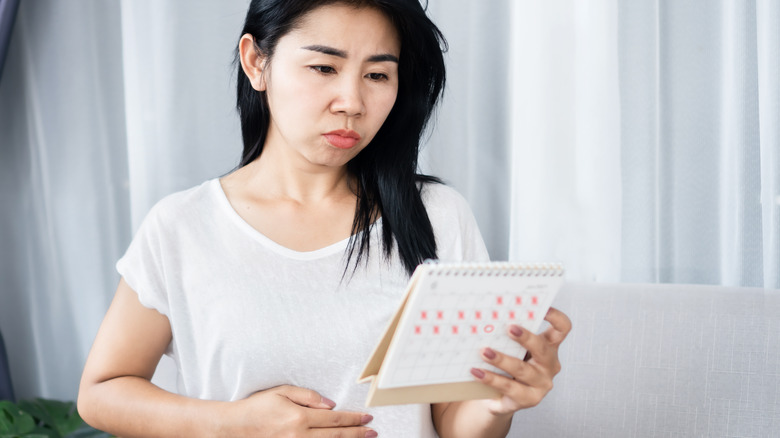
469, 307, 572, 415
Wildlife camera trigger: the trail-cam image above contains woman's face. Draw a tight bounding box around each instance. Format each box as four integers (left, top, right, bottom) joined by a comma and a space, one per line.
258, 4, 400, 169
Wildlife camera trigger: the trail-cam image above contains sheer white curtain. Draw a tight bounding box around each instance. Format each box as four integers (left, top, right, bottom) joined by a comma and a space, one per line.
0, 0, 249, 401
421, 0, 514, 261
616, 0, 779, 288
119, 0, 246, 229
0, 1, 130, 400
505, 0, 622, 283
500, 0, 779, 287
0, 0, 777, 407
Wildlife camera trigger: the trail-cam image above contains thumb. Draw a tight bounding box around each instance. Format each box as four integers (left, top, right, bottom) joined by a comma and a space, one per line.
273, 385, 337, 409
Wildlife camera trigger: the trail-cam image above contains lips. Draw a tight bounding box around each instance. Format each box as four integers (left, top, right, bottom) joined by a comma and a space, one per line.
323, 129, 361, 149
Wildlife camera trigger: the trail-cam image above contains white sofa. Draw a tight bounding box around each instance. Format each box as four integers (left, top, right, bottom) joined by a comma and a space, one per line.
510, 282, 780, 437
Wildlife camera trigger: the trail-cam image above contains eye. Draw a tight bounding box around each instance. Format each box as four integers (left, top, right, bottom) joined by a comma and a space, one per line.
310, 65, 336, 74
366, 72, 389, 81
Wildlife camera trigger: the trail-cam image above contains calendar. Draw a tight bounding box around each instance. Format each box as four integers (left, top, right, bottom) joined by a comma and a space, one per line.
358, 261, 564, 407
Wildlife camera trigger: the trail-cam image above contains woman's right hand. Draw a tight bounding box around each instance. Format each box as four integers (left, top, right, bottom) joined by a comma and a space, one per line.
226, 385, 376, 437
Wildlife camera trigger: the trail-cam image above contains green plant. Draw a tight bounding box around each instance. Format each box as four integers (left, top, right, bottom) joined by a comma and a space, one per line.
0, 398, 112, 438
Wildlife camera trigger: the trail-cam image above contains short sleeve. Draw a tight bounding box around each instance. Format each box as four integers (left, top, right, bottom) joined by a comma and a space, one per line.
453, 200, 490, 262
116, 202, 170, 317
421, 183, 490, 263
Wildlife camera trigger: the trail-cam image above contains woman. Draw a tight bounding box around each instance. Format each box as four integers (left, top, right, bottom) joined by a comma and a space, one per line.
78, 1, 572, 436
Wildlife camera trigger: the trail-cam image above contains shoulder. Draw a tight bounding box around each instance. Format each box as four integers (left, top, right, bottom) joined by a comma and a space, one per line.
141, 179, 217, 229
418, 181, 490, 262
419, 180, 475, 224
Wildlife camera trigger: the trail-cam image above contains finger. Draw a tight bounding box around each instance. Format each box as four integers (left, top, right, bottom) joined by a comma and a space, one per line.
470, 367, 549, 409
480, 347, 547, 387
507, 324, 546, 360
507, 324, 560, 372
272, 385, 337, 409
305, 408, 374, 429
308, 426, 378, 438
542, 307, 572, 345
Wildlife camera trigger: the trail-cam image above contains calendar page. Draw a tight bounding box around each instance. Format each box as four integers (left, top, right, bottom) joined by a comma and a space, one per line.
375, 262, 564, 390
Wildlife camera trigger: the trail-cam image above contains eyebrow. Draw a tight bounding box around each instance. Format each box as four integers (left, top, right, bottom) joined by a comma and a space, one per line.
301, 45, 399, 63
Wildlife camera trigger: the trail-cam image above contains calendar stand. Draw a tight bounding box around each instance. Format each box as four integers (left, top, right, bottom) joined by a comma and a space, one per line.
358, 261, 564, 407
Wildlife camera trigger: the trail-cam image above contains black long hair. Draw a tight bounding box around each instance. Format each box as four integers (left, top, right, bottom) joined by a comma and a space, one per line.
235, 0, 447, 275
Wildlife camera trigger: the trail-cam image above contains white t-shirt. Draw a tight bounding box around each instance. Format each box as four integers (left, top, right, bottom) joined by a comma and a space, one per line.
117, 178, 489, 437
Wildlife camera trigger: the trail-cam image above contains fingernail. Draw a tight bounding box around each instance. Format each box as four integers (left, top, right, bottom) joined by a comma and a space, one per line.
471, 367, 486, 379
365, 430, 378, 438
361, 414, 374, 425
483, 347, 497, 360
321, 397, 336, 408
510, 325, 523, 337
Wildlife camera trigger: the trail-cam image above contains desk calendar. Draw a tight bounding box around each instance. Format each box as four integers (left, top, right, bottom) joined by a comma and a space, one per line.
358, 261, 564, 407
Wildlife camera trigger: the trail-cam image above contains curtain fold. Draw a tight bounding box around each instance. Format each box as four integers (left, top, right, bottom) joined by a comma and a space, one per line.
422, 0, 513, 260
756, 0, 780, 288
507, 0, 622, 282
0, 331, 13, 401
119, 0, 246, 230
0, 0, 20, 81
718, 0, 763, 287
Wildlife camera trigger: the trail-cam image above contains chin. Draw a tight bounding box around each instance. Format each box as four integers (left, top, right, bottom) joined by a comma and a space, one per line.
309, 147, 363, 168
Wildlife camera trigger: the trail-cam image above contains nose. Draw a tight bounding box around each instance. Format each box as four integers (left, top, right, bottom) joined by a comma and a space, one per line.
330, 76, 366, 117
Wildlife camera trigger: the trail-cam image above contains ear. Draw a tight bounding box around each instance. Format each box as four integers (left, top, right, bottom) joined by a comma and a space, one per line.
239, 34, 267, 91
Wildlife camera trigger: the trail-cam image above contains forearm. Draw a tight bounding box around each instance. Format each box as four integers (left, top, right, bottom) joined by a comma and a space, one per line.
432, 400, 513, 438
78, 376, 230, 438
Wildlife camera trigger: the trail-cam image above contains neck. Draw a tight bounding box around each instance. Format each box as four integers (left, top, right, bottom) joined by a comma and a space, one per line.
240, 140, 354, 205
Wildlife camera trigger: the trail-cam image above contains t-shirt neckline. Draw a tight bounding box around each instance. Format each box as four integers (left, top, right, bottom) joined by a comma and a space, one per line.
210, 178, 377, 261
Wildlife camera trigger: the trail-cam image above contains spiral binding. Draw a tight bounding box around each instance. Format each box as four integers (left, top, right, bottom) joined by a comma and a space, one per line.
421, 260, 565, 277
